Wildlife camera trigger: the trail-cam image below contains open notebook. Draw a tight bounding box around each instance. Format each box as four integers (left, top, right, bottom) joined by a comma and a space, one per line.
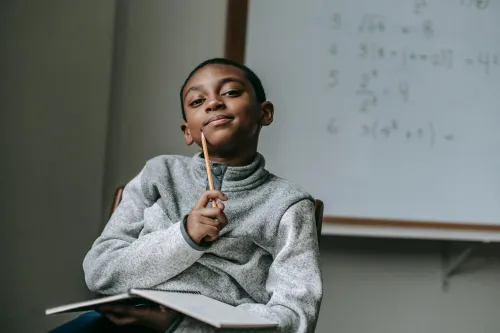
46, 289, 278, 329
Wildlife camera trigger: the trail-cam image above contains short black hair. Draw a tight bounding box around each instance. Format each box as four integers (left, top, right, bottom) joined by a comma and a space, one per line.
180, 58, 266, 121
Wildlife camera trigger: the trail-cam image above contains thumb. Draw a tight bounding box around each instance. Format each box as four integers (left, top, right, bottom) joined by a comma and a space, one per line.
217, 202, 225, 210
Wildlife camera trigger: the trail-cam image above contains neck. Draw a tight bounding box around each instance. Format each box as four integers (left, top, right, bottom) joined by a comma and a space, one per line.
207, 141, 258, 167
208, 152, 256, 166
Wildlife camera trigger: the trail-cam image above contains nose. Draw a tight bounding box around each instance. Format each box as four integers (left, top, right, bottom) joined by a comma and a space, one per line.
205, 97, 225, 112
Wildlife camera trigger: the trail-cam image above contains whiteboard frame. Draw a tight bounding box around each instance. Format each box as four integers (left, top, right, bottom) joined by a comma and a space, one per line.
321, 216, 500, 242
225, 0, 500, 242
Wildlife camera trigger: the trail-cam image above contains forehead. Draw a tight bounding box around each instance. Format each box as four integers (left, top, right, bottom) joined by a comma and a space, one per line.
183, 64, 248, 92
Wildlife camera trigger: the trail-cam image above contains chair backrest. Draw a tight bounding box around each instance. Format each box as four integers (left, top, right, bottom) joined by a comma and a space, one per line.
109, 186, 323, 244
314, 199, 324, 244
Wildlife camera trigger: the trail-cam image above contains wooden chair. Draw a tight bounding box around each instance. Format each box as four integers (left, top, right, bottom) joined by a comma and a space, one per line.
109, 186, 323, 244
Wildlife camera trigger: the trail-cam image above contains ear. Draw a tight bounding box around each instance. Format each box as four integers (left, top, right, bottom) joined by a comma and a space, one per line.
181, 122, 194, 146
260, 101, 274, 126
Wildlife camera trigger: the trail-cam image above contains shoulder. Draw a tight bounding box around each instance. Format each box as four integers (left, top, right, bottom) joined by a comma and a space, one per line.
135, 155, 192, 199
266, 176, 318, 236
141, 154, 191, 178
144, 154, 192, 168
261, 173, 315, 221
265, 173, 315, 202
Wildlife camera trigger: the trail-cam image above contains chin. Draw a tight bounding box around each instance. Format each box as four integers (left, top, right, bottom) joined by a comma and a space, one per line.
208, 137, 235, 150
206, 128, 234, 141
204, 132, 237, 151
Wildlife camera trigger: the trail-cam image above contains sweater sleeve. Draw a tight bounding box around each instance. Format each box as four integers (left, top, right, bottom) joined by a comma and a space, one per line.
172, 199, 323, 333
83, 170, 206, 295
235, 199, 323, 332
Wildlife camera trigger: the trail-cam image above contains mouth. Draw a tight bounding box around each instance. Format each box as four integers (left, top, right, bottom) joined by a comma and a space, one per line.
204, 114, 234, 126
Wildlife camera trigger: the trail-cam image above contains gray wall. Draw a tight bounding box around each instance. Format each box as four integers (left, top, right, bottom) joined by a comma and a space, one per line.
2, 1, 498, 332
317, 237, 500, 333
102, 0, 227, 224
0, 1, 115, 331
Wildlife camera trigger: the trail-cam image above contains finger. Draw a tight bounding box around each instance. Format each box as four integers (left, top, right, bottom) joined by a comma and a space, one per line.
202, 208, 228, 228
198, 215, 220, 227
198, 223, 219, 240
199, 215, 227, 232
98, 304, 132, 315
97, 304, 112, 312
217, 202, 225, 210
126, 305, 162, 317
194, 190, 228, 209
103, 313, 137, 326
158, 305, 176, 314
203, 235, 217, 242
203, 230, 219, 242
199, 216, 227, 232
216, 210, 228, 229
199, 207, 228, 225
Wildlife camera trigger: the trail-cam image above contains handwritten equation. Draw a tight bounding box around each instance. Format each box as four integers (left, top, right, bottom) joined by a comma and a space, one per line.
465, 51, 500, 74
327, 0, 499, 83
330, 69, 410, 113
355, 44, 454, 69
320, 0, 497, 148
460, 0, 489, 9
326, 118, 455, 148
357, 14, 435, 39
330, 42, 499, 74
412, 0, 490, 14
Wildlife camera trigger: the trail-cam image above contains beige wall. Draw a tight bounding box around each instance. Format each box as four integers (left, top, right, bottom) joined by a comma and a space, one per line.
0, 1, 115, 331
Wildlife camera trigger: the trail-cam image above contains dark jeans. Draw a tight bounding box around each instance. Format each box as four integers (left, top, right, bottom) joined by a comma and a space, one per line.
48, 312, 158, 333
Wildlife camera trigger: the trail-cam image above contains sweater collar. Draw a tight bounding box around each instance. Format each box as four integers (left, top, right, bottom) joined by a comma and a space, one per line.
189, 152, 269, 191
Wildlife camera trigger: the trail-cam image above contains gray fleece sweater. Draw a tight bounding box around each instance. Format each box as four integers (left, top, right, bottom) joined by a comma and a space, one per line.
83, 152, 323, 332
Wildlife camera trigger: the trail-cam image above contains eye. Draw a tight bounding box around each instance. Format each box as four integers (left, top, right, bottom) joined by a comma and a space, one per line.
189, 98, 204, 107
223, 89, 242, 97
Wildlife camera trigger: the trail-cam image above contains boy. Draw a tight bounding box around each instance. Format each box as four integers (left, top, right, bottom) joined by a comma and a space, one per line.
50, 58, 322, 332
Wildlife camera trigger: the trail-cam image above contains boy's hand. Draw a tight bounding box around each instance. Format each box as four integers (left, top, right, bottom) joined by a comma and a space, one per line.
98, 304, 179, 332
186, 190, 228, 245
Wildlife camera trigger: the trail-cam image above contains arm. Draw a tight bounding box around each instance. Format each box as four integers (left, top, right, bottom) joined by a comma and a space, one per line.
171, 199, 323, 333
83, 170, 206, 294
236, 199, 323, 332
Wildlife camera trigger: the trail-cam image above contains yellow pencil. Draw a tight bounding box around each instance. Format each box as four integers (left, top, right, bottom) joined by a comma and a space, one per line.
201, 131, 217, 208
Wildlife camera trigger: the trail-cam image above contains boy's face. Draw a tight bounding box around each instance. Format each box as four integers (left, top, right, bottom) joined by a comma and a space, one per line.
181, 64, 273, 154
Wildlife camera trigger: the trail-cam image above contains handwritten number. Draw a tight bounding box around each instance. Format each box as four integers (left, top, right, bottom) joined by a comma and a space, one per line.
423, 20, 434, 39
477, 51, 490, 74
361, 125, 370, 137
331, 13, 341, 30
476, 0, 489, 9
328, 70, 339, 87
329, 43, 338, 56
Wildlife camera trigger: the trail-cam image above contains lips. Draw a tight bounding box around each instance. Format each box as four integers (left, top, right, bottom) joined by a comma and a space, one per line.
204, 114, 233, 126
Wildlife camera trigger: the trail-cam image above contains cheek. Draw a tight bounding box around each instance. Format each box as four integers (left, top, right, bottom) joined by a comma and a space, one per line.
229, 99, 260, 123
186, 112, 203, 127
184, 121, 203, 141
190, 131, 201, 142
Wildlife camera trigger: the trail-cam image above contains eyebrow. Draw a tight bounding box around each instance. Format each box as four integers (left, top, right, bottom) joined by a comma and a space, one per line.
183, 77, 246, 100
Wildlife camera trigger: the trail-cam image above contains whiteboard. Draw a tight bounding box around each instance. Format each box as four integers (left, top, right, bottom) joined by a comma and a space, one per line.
245, 0, 500, 240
